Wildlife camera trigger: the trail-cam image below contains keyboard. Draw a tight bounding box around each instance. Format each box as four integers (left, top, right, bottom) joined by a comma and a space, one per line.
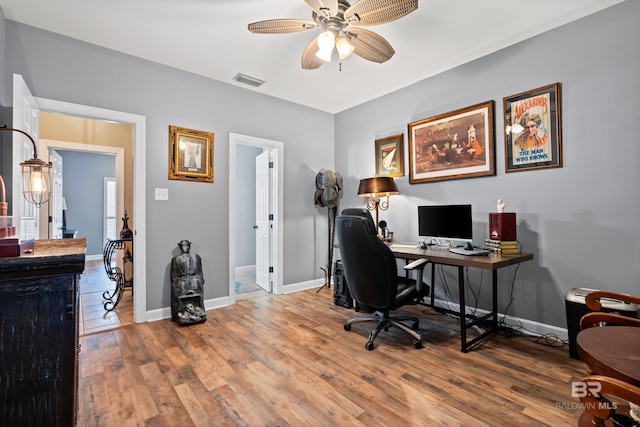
448, 247, 490, 256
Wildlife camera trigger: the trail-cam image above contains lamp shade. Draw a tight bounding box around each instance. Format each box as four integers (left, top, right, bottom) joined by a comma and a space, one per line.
357, 177, 399, 198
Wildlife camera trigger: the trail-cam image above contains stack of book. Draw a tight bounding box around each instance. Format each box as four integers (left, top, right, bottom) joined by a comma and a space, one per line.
484, 238, 519, 254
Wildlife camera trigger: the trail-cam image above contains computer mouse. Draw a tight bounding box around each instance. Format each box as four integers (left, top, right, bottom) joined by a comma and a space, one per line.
419, 241, 427, 249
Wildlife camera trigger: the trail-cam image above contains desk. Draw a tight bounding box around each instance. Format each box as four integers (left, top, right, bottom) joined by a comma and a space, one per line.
389, 244, 534, 352
102, 237, 133, 311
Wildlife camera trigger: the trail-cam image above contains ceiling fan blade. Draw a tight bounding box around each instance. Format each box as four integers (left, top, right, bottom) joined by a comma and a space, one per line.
301, 38, 326, 70
348, 28, 395, 63
304, 0, 339, 18
248, 19, 318, 34
345, 0, 418, 26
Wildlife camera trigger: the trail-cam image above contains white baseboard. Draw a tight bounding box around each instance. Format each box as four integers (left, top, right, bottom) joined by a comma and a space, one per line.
431, 298, 568, 340
281, 278, 325, 294
235, 265, 256, 275
142, 282, 568, 341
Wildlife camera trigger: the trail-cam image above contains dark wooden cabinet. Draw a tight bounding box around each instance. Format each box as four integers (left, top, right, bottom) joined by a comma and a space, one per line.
0, 239, 86, 426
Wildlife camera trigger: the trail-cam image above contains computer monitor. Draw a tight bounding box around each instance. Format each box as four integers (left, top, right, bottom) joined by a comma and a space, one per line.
418, 204, 473, 244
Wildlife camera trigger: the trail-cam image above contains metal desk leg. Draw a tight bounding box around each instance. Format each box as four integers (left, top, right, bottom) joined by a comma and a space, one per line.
458, 266, 467, 352
491, 270, 498, 330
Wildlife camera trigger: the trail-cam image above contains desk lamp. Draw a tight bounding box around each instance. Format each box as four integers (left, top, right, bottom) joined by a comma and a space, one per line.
0, 125, 52, 207
357, 176, 398, 235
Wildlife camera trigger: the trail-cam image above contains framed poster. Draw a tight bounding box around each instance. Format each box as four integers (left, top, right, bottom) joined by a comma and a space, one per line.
168, 125, 214, 183
503, 82, 562, 173
375, 134, 404, 177
408, 101, 495, 184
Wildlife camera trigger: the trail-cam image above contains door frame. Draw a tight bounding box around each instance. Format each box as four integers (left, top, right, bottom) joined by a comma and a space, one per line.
229, 133, 283, 303
36, 97, 147, 324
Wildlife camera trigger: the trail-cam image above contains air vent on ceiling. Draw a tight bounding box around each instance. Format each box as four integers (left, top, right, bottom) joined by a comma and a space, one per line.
233, 73, 266, 87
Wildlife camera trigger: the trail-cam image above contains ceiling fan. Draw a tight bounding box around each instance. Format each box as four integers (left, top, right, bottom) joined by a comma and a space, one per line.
248, 0, 418, 70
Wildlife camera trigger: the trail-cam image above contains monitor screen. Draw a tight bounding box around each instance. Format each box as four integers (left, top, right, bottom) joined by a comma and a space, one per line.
418, 204, 473, 242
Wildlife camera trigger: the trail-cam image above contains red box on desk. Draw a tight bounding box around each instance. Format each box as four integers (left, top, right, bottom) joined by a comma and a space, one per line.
489, 213, 516, 241
0, 238, 35, 257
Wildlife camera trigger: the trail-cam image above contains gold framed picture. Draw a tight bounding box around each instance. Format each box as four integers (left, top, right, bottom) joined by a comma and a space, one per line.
168, 125, 214, 183
374, 134, 404, 177
408, 101, 495, 184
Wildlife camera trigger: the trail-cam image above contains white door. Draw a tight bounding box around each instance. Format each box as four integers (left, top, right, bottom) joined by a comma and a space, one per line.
49, 151, 63, 239
12, 74, 41, 240
255, 150, 271, 292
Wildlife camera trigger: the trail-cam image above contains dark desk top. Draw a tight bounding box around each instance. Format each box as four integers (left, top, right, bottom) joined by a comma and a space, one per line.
388, 243, 534, 270
0, 238, 86, 280
577, 326, 640, 387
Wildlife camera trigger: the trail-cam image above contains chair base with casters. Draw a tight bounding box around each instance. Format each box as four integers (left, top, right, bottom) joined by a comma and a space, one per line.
344, 308, 423, 350
342, 243, 430, 351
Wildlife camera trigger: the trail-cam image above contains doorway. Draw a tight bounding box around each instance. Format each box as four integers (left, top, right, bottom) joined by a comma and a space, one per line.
229, 133, 283, 303
36, 97, 147, 323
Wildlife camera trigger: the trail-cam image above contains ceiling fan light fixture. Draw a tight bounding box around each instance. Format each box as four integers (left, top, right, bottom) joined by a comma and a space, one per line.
315, 46, 333, 62
316, 30, 336, 51
336, 37, 354, 59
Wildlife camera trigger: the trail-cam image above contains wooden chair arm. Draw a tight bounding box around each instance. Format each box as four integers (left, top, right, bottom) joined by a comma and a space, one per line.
585, 291, 640, 311
579, 375, 640, 423
580, 312, 640, 329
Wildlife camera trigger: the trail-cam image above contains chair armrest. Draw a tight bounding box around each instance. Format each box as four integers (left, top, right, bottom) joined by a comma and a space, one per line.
580, 312, 640, 329
403, 258, 430, 299
585, 291, 640, 311
403, 258, 429, 271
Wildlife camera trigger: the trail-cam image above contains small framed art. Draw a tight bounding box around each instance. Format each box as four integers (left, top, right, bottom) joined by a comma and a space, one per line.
168, 125, 214, 183
503, 82, 562, 173
408, 101, 495, 184
375, 134, 404, 177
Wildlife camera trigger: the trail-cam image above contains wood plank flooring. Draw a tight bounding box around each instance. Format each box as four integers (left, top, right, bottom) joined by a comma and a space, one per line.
78, 287, 588, 426
79, 259, 133, 336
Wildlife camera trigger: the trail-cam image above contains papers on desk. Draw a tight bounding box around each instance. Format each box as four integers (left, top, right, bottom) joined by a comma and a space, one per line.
448, 247, 490, 256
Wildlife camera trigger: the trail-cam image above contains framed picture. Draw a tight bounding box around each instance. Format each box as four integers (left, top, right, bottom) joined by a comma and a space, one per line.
408, 101, 495, 184
375, 134, 404, 177
168, 125, 214, 183
503, 82, 562, 173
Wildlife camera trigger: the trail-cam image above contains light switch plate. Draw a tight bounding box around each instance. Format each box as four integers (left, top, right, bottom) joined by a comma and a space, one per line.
155, 188, 169, 200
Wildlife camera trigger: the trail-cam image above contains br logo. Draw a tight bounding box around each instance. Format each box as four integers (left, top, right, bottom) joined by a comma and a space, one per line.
572, 381, 602, 398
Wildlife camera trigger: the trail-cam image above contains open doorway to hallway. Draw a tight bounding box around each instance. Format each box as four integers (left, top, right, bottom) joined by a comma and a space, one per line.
229, 133, 284, 303
39, 112, 134, 331
36, 98, 147, 324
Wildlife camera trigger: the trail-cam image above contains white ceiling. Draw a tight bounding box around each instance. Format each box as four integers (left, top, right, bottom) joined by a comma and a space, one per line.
0, 0, 625, 113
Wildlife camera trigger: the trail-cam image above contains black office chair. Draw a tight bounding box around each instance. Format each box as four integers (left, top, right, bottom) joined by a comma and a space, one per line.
336, 212, 430, 350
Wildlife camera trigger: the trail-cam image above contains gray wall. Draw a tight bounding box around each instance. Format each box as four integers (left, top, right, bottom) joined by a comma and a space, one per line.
58, 150, 115, 256
2, 19, 335, 311
2, 1, 637, 329
335, 0, 640, 328
235, 144, 262, 267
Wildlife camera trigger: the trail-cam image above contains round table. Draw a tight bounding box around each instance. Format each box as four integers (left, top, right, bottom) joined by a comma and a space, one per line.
577, 326, 640, 387
577, 326, 640, 427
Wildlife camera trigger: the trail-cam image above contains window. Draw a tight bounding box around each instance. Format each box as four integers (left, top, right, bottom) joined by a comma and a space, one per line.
104, 177, 117, 242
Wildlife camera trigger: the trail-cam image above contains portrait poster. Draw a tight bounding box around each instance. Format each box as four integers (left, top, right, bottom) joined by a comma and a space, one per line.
168, 125, 214, 183
408, 101, 495, 184
375, 134, 404, 177
503, 83, 562, 172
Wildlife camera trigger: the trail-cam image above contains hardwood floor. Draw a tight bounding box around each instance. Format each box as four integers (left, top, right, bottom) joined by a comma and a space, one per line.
78, 286, 588, 426
79, 259, 133, 336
